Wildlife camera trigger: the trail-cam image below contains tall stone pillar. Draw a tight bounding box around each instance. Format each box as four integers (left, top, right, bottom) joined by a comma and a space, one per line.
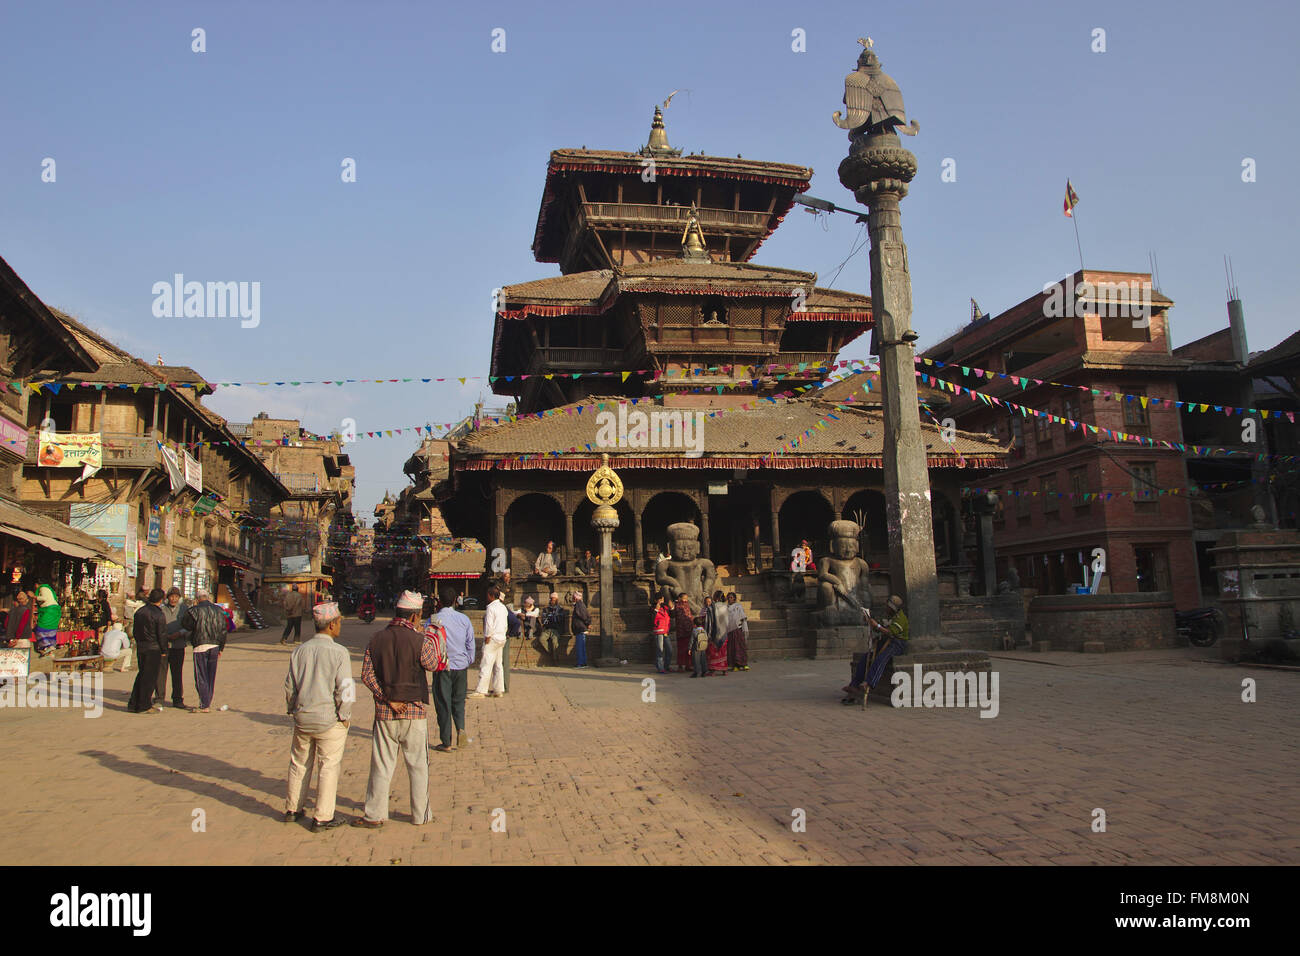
835, 41, 941, 647
592, 506, 618, 659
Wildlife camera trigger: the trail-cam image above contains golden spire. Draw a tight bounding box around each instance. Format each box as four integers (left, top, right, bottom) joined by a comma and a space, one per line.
646, 105, 671, 153
680, 203, 709, 261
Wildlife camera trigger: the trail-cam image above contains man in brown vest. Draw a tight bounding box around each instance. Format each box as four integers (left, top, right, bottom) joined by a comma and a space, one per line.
353, 589, 439, 827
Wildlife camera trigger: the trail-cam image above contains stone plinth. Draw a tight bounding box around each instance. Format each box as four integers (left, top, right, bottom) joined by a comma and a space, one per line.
1028, 591, 1176, 651
1209, 529, 1300, 660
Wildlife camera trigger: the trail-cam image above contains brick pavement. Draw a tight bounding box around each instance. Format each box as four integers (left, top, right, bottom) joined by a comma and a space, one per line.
0, 621, 1296, 865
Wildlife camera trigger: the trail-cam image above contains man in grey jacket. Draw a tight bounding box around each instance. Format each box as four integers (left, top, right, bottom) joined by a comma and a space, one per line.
284, 601, 353, 832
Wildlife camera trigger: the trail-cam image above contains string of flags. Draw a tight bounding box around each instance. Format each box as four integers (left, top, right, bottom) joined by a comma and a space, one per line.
13, 353, 1295, 429
917, 357, 1298, 425
916, 372, 1300, 465
6, 359, 871, 394
961, 477, 1270, 504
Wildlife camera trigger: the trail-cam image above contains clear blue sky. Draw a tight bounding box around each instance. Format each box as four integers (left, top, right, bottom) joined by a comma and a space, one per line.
3, 0, 1296, 521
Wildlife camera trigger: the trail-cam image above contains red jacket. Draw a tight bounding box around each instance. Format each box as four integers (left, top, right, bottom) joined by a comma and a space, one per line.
653, 607, 671, 635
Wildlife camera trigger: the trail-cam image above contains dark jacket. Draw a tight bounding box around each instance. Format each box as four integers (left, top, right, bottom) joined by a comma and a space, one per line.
182, 601, 228, 651
133, 603, 169, 654
571, 600, 591, 634
367, 621, 429, 703
4, 602, 33, 643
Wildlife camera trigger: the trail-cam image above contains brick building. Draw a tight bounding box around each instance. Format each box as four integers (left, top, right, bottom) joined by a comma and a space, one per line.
230, 413, 355, 603
922, 270, 1203, 610
9, 291, 289, 622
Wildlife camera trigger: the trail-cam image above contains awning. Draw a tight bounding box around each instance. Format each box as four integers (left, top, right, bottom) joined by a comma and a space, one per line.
0, 498, 118, 562
1, 524, 100, 560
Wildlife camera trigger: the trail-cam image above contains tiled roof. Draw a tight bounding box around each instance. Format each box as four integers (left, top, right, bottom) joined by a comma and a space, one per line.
454, 393, 1006, 468
501, 271, 615, 305
1249, 329, 1300, 375
546, 149, 812, 184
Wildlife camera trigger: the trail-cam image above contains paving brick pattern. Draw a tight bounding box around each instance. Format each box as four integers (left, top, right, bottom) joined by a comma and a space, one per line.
0, 623, 1295, 865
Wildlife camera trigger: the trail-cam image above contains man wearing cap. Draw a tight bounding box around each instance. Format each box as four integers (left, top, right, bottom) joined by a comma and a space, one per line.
284, 602, 353, 832
159, 587, 189, 709
182, 588, 228, 712
281, 584, 306, 645
842, 595, 909, 704
354, 589, 440, 827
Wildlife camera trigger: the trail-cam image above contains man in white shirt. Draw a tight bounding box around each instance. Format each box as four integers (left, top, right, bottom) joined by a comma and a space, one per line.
469, 585, 507, 699
99, 616, 132, 672
534, 541, 558, 578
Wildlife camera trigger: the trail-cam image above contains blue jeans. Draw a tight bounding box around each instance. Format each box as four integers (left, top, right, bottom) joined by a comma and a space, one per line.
574, 630, 587, 667
653, 632, 673, 672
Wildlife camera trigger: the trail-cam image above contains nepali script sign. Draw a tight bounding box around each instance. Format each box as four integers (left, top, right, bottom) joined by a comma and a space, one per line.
183, 449, 202, 492
0, 648, 30, 680
37, 431, 101, 469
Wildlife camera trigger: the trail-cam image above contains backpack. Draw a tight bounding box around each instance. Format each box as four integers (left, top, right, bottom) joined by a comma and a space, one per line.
423, 619, 449, 672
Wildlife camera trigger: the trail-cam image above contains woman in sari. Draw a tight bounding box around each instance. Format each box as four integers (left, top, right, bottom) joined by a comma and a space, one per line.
725, 592, 750, 671
33, 584, 61, 657
673, 594, 694, 672
705, 590, 729, 675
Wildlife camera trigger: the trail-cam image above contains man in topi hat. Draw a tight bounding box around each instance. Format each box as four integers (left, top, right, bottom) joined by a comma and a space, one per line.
284, 601, 354, 832
842, 594, 909, 704
353, 590, 441, 828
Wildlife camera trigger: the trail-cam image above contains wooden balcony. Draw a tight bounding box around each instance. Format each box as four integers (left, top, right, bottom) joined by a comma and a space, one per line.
275, 472, 324, 493
582, 202, 769, 235
25, 432, 160, 468
528, 346, 625, 372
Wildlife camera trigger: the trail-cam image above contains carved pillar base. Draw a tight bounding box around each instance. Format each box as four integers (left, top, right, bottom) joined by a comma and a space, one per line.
592, 505, 621, 665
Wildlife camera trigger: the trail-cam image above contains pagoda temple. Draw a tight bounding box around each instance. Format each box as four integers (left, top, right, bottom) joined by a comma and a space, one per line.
439, 108, 1014, 659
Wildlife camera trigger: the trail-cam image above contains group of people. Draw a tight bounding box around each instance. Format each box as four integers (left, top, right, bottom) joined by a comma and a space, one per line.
284, 586, 484, 830
125, 587, 231, 714
1, 585, 64, 656
651, 590, 750, 677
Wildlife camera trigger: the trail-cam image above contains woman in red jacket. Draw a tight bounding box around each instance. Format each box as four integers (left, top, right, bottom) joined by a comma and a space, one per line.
651, 596, 672, 674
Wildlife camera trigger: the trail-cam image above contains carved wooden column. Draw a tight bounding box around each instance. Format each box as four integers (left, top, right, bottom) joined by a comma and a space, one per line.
632, 490, 644, 574
494, 486, 506, 570
699, 492, 712, 561
769, 486, 781, 569
564, 493, 575, 573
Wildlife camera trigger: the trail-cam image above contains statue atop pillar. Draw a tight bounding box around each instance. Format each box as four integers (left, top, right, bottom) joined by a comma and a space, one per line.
817, 519, 873, 625
832, 37, 919, 141
655, 521, 716, 609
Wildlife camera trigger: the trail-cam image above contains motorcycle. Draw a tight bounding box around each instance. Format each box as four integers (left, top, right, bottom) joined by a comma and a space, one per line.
358, 603, 375, 624
1176, 607, 1224, 647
